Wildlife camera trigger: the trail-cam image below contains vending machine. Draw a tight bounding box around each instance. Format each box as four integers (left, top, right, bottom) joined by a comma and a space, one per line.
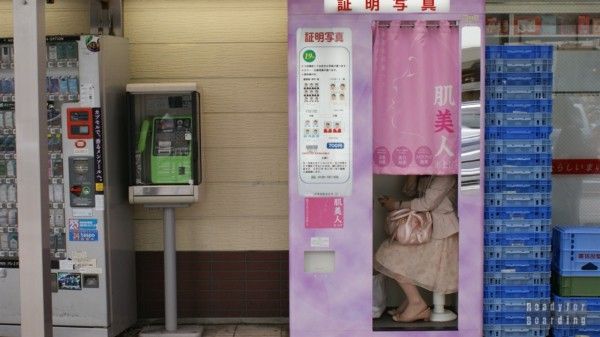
0, 35, 135, 337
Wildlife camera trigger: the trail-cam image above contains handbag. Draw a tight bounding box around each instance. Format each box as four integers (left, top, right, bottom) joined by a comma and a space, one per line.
385, 208, 433, 245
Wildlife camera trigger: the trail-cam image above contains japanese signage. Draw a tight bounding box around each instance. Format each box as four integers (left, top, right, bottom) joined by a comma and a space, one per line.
0, 259, 18, 268
325, 0, 450, 13
576, 252, 600, 260
297, 28, 352, 197
553, 159, 600, 175
92, 108, 104, 193
305, 197, 344, 228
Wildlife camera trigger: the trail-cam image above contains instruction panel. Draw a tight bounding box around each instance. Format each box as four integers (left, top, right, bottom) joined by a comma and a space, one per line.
297, 28, 352, 197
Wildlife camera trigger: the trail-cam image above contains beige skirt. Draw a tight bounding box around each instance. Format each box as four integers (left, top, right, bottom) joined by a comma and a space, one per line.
374, 234, 458, 294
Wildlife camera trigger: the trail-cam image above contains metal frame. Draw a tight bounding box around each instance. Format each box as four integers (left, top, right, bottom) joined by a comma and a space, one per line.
90, 0, 124, 36
12, 0, 52, 336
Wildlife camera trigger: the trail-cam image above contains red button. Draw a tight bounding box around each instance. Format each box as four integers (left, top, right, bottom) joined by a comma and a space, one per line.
70, 185, 82, 196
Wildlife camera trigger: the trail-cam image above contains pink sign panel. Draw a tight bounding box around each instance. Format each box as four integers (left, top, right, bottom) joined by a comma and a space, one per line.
373, 20, 459, 175
304, 197, 344, 228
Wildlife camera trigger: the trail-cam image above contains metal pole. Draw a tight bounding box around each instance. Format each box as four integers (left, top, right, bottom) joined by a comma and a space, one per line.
163, 207, 177, 332
13, 0, 52, 336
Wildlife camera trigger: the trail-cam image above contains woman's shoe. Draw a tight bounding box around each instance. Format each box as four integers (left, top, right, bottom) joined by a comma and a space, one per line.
392, 307, 431, 323
386, 301, 408, 317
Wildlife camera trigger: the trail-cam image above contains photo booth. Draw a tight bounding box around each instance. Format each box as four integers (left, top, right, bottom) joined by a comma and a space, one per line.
288, 0, 485, 336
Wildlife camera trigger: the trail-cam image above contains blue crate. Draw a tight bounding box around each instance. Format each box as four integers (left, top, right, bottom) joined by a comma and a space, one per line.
485, 259, 551, 273
485, 312, 552, 326
485, 232, 552, 246
486, 113, 552, 127
486, 45, 554, 60
486, 166, 551, 181
486, 99, 553, 114
484, 311, 549, 325
487, 59, 553, 74
486, 85, 552, 100
553, 259, 600, 276
485, 298, 552, 313
485, 153, 552, 167
486, 246, 551, 260
486, 140, 552, 154
553, 226, 600, 251
485, 206, 552, 220
486, 193, 551, 207
486, 181, 552, 194
485, 126, 553, 140
485, 219, 551, 234
586, 313, 600, 326
485, 272, 551, 286
553, 266, 600, 277
484, 285, 551, 299
552, 326, 600, 337
553, 295, 600, 313
486, 73, 553, 86
485, 324, 549, 337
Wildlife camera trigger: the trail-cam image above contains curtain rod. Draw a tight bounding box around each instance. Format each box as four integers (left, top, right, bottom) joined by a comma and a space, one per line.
377, 20, 459, 28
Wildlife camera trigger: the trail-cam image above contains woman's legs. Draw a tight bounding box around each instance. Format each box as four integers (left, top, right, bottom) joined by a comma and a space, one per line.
393, 277, 430, 322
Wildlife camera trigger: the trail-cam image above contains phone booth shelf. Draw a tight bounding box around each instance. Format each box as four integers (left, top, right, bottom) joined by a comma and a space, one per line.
127, 83, 204, 337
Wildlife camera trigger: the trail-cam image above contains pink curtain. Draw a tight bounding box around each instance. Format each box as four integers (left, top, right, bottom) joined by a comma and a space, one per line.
373, 20, 460, 175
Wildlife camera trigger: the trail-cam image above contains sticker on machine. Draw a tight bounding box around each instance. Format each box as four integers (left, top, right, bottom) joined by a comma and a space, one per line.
57, 272, 82, 290
297, 28, 353, 197
305, 197, 344, 228
68, 218, 99, 241
72, 208, 93, 217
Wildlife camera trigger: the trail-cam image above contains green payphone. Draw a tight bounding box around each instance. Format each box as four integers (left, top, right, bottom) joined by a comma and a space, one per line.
137, 116, 193, 184
128, 83, 202, 204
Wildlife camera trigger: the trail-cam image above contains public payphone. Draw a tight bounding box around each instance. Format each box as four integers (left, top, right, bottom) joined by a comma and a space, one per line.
127, 83, 203, 337
127, 83, 203, 204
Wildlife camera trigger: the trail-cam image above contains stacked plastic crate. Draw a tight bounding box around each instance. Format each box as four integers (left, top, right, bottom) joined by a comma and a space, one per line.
552, 226, 600, 337
484, 45, 554, 337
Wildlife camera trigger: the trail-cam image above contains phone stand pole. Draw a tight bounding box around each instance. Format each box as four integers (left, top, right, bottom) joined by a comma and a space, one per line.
164, 207, 178, 331
140, 207, 202, 337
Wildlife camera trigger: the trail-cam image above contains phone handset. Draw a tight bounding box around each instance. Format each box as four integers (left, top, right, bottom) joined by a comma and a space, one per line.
135, 119, 151, 184
137, 119, 151, 154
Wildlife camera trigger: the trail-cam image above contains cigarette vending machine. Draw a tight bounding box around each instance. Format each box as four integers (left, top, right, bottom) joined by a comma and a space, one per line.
0, 35, 135, 337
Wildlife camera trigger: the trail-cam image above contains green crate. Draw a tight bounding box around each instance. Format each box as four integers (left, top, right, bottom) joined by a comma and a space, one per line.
553, 273, 600, 296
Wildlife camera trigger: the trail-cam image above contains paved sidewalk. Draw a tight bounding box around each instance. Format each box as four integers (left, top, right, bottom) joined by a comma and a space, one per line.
121, 324, 289, 337
204, 325, 288, 337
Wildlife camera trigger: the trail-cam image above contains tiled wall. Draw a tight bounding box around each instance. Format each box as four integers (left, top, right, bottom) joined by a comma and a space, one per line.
136, 251, 289, 318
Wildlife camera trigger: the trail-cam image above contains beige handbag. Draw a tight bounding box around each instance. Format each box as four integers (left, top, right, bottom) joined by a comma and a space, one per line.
385, 208, 433, 245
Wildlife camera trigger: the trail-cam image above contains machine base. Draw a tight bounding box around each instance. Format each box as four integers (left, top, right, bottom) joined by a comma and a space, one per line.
0, 325, 115, 337
430, 309, 458, 322
139, 325, 203, 337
